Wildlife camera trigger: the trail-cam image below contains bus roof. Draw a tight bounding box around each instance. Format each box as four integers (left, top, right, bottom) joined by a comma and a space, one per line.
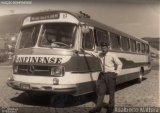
27, 10, 148, 44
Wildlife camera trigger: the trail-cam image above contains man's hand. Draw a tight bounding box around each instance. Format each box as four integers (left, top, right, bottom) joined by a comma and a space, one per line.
115, 71, 119, 75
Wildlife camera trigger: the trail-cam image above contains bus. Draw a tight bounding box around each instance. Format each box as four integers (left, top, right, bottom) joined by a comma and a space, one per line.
7, 10, 151, 96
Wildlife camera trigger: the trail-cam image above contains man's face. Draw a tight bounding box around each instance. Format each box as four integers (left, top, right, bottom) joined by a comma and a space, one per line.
101, 46, 108, 54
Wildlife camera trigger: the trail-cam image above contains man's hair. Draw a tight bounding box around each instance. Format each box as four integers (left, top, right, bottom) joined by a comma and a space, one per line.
100, 42, 110, 48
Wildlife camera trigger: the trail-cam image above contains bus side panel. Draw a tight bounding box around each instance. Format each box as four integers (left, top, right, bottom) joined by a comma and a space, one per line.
111, 52, 150, 83
63, 55, 102, 73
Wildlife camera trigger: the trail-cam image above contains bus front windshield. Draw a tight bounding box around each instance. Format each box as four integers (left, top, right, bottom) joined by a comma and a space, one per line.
18, 23, 77, 49
18, 25, 40, 49
39, 23, 77, 49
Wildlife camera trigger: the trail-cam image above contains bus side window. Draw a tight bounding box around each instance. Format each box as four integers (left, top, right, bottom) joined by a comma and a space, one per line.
141, 43, 145, 53
121, 36, 130, 51
95, 30, 109, 47
137, 42, 141, 53
130, 39, 136, 52
82, 29, 94, 50
110, 32, 121, 50
145, 44, 149, 54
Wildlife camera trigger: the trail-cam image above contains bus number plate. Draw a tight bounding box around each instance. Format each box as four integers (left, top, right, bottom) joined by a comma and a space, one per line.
20, 83, 30, 90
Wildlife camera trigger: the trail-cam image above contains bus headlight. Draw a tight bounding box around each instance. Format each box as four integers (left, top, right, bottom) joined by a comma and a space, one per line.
51, 66, 64, 76
13, 65, 18, 74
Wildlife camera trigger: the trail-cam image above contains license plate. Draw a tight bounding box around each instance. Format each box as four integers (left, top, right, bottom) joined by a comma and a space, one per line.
20, 83, 30, 90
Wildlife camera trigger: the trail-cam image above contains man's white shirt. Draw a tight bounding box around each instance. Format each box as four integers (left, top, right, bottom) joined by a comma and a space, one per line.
99, 52, 122, 74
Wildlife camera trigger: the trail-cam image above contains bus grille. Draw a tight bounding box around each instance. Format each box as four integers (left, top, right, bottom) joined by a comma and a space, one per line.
16, 65, 51, 76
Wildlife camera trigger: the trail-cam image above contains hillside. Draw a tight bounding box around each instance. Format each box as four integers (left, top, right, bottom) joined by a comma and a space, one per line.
142, 37, 159, 50
0, 14, 27, 35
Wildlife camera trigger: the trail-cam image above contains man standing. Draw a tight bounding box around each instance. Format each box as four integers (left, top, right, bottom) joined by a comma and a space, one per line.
89, 42, 122, 113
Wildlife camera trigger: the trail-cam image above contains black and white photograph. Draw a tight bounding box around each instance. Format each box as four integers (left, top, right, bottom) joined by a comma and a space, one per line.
0, 0, 159, 113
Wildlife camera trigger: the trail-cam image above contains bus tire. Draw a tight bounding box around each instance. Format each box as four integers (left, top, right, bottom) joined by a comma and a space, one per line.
137, 69, 144, 83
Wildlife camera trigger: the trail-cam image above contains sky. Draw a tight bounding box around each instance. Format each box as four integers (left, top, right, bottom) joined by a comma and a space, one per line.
0, 0, 160, 38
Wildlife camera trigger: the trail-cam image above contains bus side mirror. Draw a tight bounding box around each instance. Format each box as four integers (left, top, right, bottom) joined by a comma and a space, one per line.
81, 24, 89, 33
8, 44, 14, 52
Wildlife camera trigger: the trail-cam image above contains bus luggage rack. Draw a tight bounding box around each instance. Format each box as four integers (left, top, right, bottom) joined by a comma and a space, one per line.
16, 65, 51, 76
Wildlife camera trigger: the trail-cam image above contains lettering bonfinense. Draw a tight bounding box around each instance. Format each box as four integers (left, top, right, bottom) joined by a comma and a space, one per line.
15, 56, 62, 64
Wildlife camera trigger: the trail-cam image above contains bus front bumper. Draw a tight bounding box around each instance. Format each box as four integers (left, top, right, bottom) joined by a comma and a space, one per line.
7, 79, 76, 94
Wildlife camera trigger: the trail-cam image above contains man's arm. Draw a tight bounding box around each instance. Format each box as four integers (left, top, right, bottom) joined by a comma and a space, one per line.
113, 55, 123, 74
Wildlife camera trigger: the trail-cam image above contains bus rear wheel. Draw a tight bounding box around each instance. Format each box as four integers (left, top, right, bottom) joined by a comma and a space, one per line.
137, 69, 144, 83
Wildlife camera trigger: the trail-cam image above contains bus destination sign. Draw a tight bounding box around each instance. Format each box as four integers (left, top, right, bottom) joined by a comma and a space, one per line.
30, 13, 59, 21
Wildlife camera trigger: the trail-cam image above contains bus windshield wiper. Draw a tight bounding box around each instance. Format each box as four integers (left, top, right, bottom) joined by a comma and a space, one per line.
50, 42, 70, 48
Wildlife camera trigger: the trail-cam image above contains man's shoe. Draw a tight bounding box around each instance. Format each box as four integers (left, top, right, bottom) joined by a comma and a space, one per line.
106, 107, 114, 113
102, 103, 109, 109
89, 107, 101, 113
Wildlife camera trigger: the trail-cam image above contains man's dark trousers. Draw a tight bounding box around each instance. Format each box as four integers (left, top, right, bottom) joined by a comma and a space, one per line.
96, 72, 117, 113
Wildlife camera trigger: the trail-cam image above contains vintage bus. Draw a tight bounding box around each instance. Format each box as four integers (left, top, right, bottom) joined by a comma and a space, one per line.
7, 10, 151, 96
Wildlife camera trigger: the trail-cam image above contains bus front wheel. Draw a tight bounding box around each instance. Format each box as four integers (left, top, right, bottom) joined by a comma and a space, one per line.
137, 69, 144, 83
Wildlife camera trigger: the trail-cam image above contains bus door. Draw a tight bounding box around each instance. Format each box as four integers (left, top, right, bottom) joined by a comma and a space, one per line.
81, 27, 101, 82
